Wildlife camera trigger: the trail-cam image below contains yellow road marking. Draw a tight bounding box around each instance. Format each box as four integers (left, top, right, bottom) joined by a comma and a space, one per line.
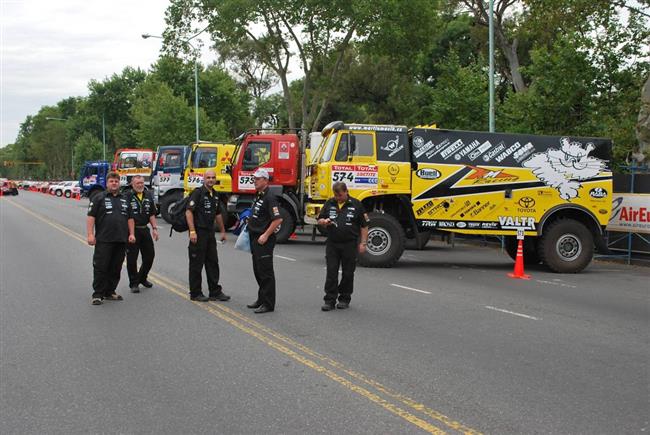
6, 198, 482, 435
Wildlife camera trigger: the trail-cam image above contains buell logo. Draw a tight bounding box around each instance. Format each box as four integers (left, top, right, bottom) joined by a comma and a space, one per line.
415, 168, 441, 180
589, 187, 607, 199
518, 197, 536, 209
498, 216, 536, 230
466, 165, 518, 184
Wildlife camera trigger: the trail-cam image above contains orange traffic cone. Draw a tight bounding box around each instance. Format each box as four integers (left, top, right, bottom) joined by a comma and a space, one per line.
75, 191, 81, 200
508, 239, 531, 279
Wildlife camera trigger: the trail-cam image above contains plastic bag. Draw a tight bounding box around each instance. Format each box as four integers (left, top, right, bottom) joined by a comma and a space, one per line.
235, 224, 251, 252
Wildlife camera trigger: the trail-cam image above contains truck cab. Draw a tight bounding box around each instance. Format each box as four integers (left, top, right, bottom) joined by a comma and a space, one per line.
152, 145, 190, 223
113, 148, 155, 190
183, 142, 236, 225
227, 130, 302, 242
79, 160, 111, 199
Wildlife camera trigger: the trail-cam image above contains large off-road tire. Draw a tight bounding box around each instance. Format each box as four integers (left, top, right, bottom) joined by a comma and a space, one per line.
538, 218, 594, 273
358, 212, 406, 268
405, 230, 431, 250
504, 236, 541, 265
160, 191, 184, 224
274, 206, 296, 244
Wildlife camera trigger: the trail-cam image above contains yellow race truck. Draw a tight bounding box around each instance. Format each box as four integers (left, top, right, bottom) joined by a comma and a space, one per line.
305, 121, 613, 273
182, 141, 237, 225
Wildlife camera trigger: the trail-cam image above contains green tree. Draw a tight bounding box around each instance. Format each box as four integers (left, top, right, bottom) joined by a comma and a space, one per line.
131, 79, 228, 146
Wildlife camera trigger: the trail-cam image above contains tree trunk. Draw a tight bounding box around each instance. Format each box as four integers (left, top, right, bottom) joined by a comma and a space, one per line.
496, 31, 527, 93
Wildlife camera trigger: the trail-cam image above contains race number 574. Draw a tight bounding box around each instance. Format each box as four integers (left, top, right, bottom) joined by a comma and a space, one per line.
332, 171, 354, 183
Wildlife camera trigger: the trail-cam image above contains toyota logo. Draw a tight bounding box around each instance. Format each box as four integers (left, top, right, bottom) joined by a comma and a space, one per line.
518, 196, 536, 208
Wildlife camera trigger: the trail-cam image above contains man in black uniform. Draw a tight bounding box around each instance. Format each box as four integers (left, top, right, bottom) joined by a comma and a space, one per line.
246, 168, 282, 314
185, 170, 229, 302
86, 172, 129, 305
126, 175, 159, 293
317, 182, 369, 311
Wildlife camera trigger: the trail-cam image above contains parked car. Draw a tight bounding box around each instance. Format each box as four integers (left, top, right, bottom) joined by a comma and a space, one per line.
1, 180, 19, 196
63, 181, 80, 198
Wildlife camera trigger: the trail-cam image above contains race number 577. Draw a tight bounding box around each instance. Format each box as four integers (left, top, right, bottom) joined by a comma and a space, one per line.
332, 171, 354, 183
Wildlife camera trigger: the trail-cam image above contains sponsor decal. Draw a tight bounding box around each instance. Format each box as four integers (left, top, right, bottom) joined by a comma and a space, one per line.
523, 137, 607, 200
413, 140, 436, 158
482, 142, 506, 162
380, 135, 404, 157
518, 196, 536, 208
331, 165, 378, 189
388, 164, 400, 175
495, 141, 523, 163
416, 200, 435, 216
420, 220, 437, 228
498, 216, 536, 230
608, 194, 650, 233
425, 139, 451, 160
348, 124, 406, 132
470, 201, 491, 216
440, 139, 464, 160
537, 190, 553, 196
413, 136, 425, 148
415, 168, 441, 180
513, 142, 535, 163
589, 187, 607, 199
466, 165, 519, 184
278, 142, 290, 160
456, 221, 467, 228
454, 140, 481, 161
469, 141, 492, 161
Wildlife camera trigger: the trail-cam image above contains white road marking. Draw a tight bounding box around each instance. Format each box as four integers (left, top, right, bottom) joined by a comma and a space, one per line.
484, 305, 540, 320
536, 279, 577, 289
275, 255, 297, 262
390, 284, 432, 295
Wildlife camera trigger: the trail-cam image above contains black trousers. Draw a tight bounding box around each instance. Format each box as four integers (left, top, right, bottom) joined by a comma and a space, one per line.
188, 228, 221, 297
127, 227, 155, 287
92, 242, 127, 298
249, 232, 276, 309
324, 240, 358, 304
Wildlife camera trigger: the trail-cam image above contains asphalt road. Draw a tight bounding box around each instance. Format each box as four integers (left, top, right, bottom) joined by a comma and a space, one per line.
1, 191, 648, 434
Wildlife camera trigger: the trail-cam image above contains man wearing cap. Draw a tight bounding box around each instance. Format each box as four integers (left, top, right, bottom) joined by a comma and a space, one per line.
185, 170, 230, 302
316, 181, 369, 311
246, 168, 282, 313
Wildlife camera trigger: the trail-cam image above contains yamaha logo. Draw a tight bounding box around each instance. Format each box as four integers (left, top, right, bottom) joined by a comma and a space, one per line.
589, 187, 607, 199
415, 168, 441, 180
518, 196, 536, 208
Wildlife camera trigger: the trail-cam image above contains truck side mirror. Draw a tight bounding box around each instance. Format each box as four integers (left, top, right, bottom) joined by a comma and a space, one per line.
349, 134, 357, 157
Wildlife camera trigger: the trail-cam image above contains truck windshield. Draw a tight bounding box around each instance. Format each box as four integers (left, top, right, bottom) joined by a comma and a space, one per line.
118, 152, 153, 169
157, 150, 184, 173
192, 147, 217, 168
319, 133, 338, 163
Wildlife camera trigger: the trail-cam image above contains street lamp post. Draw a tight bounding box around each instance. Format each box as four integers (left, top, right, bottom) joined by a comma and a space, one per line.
142, 33, 201, 144
488, 0, 495, 133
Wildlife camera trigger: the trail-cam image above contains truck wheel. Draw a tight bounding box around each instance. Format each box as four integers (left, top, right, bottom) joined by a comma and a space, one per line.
274, 206, 296, 244
160, 191, 183, 224
358, 212, 405, 268
538, 218, 593, 273
405, 230, 431, 250
504, 236, 540, 265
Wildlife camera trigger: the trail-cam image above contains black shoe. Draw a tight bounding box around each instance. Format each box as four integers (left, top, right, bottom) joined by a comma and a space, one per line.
208, 292, 231, 301
254, 305, 274, 314
91, 297, 103, 305
247, 302, 262, 309
130, 285, 140, 293
321, 303, 336, 311
190, 294, 209, 302
140, 280, 153, 288
336, 302, 350, 309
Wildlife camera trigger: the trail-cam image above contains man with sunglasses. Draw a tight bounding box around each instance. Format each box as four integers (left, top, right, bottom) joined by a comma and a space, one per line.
185, 170, 229, 302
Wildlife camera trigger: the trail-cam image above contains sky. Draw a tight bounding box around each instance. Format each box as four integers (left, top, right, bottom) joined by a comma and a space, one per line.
0, 0, 219, 148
